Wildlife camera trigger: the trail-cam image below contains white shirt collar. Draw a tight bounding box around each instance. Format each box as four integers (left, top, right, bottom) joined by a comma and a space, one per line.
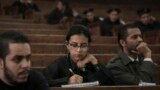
128, 56, 139, 62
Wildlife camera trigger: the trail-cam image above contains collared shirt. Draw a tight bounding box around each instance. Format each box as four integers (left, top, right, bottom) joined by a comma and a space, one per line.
128, 56, 139, 62
128, 56, 153, 63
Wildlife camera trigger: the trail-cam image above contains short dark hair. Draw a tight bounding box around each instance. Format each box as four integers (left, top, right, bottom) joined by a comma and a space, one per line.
66, 24, 91, 43
83, 8, 94, 15
137, 8, 151, 17
107, 8, 121, 14
58, 0, 69, 9
0, 30, 30, 60
118, 24, 139, 49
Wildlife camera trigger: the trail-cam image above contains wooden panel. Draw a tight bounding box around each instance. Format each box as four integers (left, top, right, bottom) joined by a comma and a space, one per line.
30, 44, 160, 54
31, 54, 160, 67
50, 86, 160, 90
27, 35, 117, 44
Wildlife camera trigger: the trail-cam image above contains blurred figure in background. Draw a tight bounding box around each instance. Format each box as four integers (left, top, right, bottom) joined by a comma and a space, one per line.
47, 0, 73, 24
100, 8, 125, 36
12, 0, 40, 19
80, 8, 102, 27
133, 8, 160, 32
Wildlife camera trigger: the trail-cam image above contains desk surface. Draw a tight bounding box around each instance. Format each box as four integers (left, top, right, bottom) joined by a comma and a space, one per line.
51, 85, 160, 90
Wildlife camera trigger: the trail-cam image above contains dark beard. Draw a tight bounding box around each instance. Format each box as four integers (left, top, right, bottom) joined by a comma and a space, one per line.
127, 48, 139, 59
3, 61, 27, 86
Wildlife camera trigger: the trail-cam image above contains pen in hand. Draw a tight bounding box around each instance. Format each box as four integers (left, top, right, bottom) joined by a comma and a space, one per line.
69, 68, 75, 75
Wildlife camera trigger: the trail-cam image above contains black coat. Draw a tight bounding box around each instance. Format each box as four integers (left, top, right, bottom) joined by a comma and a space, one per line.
47, 8, 73, 24
80, 16, 101, 27
0, 70, 49, 90
133, 20, 160, 32
100, 18, 123, 36
43, 55, 115, 87
12, 1, 40, 19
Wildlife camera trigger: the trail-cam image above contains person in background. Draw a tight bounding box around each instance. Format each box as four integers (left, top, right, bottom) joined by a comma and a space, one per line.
47, 0, 73, 24
0, 30, 49, 90
133, 8, 160, 32
106, 24, 155, 85
43, 25, 114, 87
12, 0, 40, 19
80, 8, 102, 27
100, 8, 125, 36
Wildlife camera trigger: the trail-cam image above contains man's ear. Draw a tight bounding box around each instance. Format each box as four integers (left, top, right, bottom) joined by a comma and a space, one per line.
120, 39, 126, 47
0, 59, 4, 69
65, 41, 69, 50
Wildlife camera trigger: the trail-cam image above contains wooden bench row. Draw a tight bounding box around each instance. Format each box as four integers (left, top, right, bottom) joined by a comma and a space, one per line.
0, 21, 60, 30
0, 30, 159, 44
1, 28, 160, 44
30, 43, 160, 54
27, 35, 117, 44
27, 34, 160, 44
0, 28, 67, 35
0, 26, 100, 36
0, 16, 35, 23
31, 54, 160, 67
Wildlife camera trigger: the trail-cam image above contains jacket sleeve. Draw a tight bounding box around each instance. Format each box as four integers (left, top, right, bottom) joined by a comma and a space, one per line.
107, 60, 155, 85
47, 9, 60, 24
87, 63, 115, 85
139, 61, 156, 82
42, 60, 70, 87
29, 70, 49, 90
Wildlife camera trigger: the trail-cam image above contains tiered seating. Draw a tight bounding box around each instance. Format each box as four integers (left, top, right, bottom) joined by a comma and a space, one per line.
27, 34, 117, 44
0, 18, 160, 66
143, 30, 160, 44
31, 54, 160, 67
30, 44, 160, 54
0, 5, 160, 84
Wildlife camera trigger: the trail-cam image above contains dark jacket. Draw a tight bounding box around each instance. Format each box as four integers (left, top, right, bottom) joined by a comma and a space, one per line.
47, 8, 73, 24
43, 55, 115, 87
12, 1, 40, 19
0, 70, 49, 90
80, 16, 101, 27
106, 50, 155, 85
100, 18, 123, 36
133, 20, 160, 32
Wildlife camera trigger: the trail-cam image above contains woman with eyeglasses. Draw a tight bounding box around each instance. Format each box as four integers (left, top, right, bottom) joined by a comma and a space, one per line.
43, 25, 115, 87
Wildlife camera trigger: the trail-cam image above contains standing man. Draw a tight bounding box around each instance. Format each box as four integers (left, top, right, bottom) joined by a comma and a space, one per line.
0, 30, 49, 90
107, 24, 155, 85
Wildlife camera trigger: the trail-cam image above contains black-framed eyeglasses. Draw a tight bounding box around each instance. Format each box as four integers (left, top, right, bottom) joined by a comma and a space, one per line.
68, 42, 89, 50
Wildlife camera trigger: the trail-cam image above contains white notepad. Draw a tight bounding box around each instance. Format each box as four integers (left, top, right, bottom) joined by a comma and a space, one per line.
139, 80, 156, 86
61, 81, 99, 87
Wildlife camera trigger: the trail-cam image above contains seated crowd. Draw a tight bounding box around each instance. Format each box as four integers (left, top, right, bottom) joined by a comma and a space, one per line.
0, 0, 160, 90
0, 24, 158, 89
2, 0, 160, 35
3, 0, 40, 19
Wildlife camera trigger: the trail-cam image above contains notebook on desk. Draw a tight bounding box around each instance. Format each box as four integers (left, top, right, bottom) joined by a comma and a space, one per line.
61, 81, 99, 87
139, 80, 156, 86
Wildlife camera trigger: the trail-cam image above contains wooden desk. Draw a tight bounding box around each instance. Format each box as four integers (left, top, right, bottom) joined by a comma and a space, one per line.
50, 86, 160, 90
